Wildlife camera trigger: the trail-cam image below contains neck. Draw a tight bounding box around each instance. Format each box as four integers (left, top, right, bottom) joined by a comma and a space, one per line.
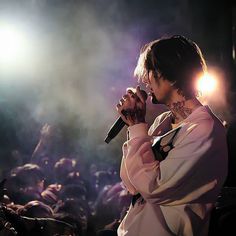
166, 93, 202, 124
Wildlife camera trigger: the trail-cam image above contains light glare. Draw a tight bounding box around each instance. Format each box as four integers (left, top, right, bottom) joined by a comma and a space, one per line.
197, 73, 217, 95
0, 23, 30, 67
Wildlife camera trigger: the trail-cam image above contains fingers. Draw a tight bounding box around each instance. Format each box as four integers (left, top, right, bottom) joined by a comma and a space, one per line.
116, 86, 147, 116
118, 94, 130, 105
119, 97, 125, 106
116, 87, 146, 109
126, 89, 136, 99
126, 87, 136, 94
126, 86, 146, 104
117, 91, 132, 112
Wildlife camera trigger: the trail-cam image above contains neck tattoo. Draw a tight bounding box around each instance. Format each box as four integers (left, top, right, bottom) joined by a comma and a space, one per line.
170, 101, 193, 124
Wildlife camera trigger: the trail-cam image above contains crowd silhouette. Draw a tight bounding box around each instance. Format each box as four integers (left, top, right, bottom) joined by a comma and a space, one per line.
0, 119, 235, 235
0, 123, 131, 236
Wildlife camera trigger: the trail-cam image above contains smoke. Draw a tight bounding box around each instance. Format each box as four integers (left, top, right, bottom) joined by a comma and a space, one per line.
30, 3, 140, 158
0, 1, 144, 164
0, 0, 232, 166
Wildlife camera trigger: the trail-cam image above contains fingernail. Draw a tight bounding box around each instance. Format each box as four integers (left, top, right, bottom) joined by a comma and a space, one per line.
127, 87, 135, 93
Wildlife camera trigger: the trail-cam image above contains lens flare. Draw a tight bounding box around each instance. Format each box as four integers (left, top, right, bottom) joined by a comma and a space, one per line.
0, 23, 30, 67
197, 73, 217, 95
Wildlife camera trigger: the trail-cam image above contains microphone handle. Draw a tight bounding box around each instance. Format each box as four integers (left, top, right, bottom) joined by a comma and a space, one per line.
104, 117, 126, 143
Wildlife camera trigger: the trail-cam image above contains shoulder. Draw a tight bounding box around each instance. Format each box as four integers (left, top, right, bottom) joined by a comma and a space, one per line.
148, 111, 172, 136
179, 106, 226, 142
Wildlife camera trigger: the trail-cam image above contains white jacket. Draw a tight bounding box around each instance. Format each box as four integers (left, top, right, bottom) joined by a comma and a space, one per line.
118, 106, 228, 236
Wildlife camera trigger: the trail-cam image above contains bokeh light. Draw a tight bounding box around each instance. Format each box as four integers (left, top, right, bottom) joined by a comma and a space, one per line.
0, 22, 35, 76
197, 72, 217, 95
0, 23, 27, 63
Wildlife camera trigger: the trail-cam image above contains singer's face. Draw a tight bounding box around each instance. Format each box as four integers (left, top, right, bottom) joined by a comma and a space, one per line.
144, 71, 175, 105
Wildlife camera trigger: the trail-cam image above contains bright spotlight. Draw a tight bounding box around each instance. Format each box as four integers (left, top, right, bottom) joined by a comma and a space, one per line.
197, 73, 217, 95
0, 23, 30, 67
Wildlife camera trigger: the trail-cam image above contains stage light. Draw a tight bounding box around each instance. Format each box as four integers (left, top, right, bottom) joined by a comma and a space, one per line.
0, 23, 30, 67
197, 72, 217, 95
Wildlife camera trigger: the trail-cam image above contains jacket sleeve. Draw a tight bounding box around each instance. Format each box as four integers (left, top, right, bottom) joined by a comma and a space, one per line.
120, 120, 227, 205
120, 123, 159, 195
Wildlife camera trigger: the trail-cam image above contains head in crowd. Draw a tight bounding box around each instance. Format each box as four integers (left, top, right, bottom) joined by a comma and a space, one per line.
54, 158, 77, 184
10, 164, 45, 190
6, 164, 45, 204
64, 171, 84, 186
41, 183, 62, 206
17, 200, 54, 218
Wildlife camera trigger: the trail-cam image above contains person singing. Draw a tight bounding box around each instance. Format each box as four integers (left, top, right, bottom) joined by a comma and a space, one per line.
116, 35, 228, 236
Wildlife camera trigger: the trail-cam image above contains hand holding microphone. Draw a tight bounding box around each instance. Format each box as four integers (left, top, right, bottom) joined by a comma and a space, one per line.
117, 86, 147, 126
105, 86, 147, 143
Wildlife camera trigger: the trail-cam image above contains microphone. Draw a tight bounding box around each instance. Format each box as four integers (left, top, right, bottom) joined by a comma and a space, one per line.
104, 90, 148, 144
